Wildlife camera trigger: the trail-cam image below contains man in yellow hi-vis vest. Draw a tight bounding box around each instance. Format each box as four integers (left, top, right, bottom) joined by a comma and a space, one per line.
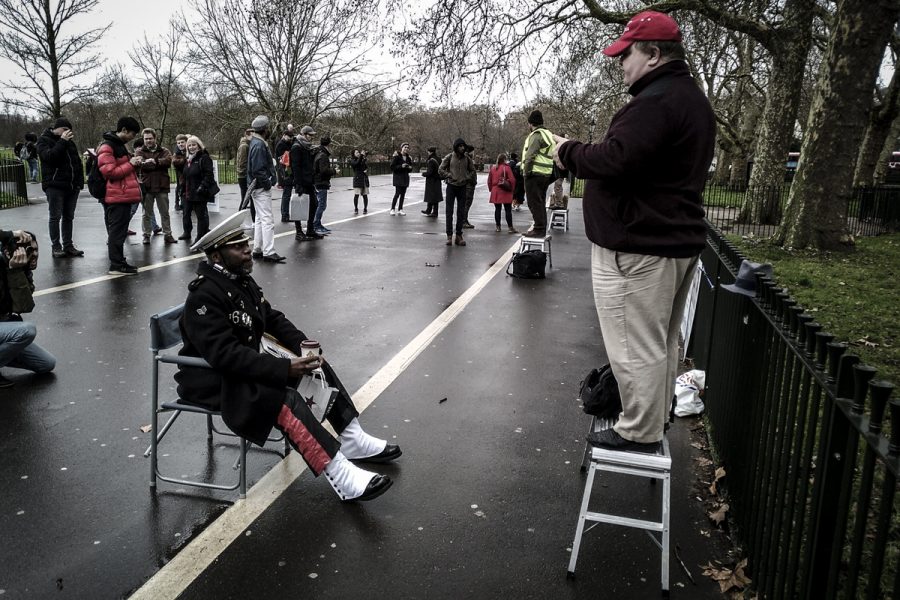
520, 110, 555, 237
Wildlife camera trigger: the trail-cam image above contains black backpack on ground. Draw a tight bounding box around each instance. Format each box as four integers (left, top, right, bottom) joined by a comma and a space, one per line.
507, 249, 546, 279
579, 364, 622, 420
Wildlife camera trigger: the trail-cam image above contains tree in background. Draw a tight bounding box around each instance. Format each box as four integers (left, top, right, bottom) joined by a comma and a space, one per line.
0, 0, 110, 117
179, 0, 401, 134
777, 0, 900, 249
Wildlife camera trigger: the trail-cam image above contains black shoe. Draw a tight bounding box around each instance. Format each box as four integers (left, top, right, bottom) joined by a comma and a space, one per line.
251, 250, 263, 258
345, 474, 393, 503
152, 226, 163, 235
353, 444, 402, 464
262, 253, 286, 263
462, 222, 475, 229
281, 215, 290, 223
305, 232, 325, 240
295, 233, 310, 242
421, 210, 431, 215
586, 429, 661, 454
52, 247, 66, 258
64, 246, 84, 257
0, 374, 14, 389
177, 233, 191, 240
108, 263, 139, 276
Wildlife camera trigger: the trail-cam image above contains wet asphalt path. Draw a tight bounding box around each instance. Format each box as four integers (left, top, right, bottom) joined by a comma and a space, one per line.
1, 175, 727, 599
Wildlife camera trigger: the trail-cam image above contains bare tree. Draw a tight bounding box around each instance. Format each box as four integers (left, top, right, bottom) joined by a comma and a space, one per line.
127, 21, 188, 144
777, 0, 900, 250
853, 35, 899, 186
179, 0, 401, 133
0, 0, 110, 117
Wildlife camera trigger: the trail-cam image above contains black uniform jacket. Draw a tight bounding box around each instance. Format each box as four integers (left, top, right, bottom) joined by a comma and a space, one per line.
175, 261, 307, 445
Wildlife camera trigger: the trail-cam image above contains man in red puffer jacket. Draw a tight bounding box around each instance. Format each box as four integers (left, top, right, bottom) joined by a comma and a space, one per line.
97, 116, 143, 275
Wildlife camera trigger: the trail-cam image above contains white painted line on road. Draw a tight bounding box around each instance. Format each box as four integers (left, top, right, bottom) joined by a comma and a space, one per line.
128, 237, 521, 600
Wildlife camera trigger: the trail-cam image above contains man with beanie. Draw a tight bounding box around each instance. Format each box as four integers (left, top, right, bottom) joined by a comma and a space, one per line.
554, 11, 716, 453
312, 136, 336, 235
37, 117, 85, 259
98, 116, 144, 275
246, 115, 285, 263
521, 109, 555, 237
177, 211, 400, 502
438, 138, 476, 246
290, 125, 324, 241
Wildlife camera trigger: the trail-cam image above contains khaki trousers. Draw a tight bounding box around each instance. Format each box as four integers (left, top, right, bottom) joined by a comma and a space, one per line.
142, 191, 171, 235
591, 245, 698, 443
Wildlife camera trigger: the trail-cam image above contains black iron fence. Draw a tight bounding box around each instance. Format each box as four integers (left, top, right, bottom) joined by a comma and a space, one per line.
569, 181, 900, 238
0, 158, 28, 208
690, 225, 899, 599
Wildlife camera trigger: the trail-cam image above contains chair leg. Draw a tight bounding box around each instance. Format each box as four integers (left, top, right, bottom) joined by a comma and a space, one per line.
239, 438, 248, 499
144, 410, 183, 457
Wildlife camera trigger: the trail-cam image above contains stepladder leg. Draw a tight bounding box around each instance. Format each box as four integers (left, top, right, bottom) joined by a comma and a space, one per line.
568, 462, 597, 574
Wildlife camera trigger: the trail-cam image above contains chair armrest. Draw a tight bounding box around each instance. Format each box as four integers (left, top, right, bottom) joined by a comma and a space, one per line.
158, 355, 212, 369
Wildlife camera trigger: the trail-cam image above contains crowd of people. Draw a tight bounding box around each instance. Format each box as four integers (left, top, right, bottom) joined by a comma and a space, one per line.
4, 9, 712, 470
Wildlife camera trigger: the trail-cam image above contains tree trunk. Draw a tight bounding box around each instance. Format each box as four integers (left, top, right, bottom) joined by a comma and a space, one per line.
712, 146, 730, 184
777, 0, 900, 250
736, 0, 815, 224
853, 65, 900, 186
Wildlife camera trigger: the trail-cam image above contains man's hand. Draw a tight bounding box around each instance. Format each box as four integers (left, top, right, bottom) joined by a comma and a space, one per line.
552, 134, 569, 170
144, 158, 156, 166
7, 247, 28, 270
12, 230, 32, 244
62, 130, 74, 142
130, 156, 142, 166
288, 354, 323, 377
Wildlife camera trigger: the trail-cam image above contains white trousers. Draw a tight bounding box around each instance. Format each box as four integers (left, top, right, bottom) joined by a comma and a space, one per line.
591, 245, 698, 443
251, 186, 275, 256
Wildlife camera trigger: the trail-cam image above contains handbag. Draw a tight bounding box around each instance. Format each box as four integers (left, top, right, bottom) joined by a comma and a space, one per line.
289, 192, 310, 221
506, 249, 546, 279
296, 370, 339, 422
579, 364, 622, 420
497, 166, 512, 191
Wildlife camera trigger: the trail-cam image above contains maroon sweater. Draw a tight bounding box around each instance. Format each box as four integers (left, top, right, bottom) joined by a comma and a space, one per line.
558, 61, 715, 258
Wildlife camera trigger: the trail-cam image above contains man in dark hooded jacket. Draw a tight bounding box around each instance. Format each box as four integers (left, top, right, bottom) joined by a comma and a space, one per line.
37, 117, 85, 258
438, 138, 476, 246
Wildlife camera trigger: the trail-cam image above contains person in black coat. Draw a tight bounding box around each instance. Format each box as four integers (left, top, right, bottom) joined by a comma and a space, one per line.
390, 143, 413, 215
290, 125, 323, 241
179, 135, 216, 243
176, 211, 400, 501
349, 149, 369, 214
420, 146, 442, 216
36, 117, 85, 257
508, 152, 526, 210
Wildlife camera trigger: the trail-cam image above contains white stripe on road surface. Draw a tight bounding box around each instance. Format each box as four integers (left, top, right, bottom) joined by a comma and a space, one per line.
128, 237, 521, 600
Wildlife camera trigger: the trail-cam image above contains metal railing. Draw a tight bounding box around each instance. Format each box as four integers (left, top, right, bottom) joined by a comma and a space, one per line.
568, 181, 900, 238
0, 158, 28, 208
690, 225, 898, 599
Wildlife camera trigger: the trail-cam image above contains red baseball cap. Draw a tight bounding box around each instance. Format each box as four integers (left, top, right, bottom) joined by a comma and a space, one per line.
602, 11, 682, 57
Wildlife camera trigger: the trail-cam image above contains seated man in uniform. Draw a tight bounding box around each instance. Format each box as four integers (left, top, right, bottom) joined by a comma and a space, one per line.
175, 210, 400, 501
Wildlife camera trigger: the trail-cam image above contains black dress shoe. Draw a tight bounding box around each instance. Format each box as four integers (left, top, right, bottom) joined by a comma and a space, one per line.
251, 250, 263, 258
305, 231, 325, 240
178, 233, 192, 240
262, 253, 286, 263
345, 474, 393, 502
586, 428, 661, 454
353, 444, 402, 464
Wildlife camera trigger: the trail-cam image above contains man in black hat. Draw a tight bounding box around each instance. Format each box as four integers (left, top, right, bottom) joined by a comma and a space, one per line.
521, 110, 555, 237
37, 117, 85, 258
176, 210, 400, 501
554, 11, 716, 452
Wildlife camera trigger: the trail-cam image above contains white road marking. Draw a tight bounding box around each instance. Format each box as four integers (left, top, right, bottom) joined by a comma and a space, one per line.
128, 237, 521, 600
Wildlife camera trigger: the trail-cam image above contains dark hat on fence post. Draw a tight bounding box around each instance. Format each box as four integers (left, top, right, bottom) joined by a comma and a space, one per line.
721, 260, 774, 297
527, 110, 544, 126
191, 209, 252, 253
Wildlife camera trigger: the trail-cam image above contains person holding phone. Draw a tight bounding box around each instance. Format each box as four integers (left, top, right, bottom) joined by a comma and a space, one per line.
37, 117, 85, 259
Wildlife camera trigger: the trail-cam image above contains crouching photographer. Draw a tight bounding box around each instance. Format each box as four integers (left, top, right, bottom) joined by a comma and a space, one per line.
0, 229, 55, 388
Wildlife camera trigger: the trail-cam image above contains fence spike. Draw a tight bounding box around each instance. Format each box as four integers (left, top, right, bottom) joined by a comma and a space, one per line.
889, 400, 900, 454
852, 364, 878, 414
869, 381, 894, 432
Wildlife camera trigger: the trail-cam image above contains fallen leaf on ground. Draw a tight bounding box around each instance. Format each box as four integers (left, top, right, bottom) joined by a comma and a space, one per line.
709, 503, 729, 526
709, 466, 726, 495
